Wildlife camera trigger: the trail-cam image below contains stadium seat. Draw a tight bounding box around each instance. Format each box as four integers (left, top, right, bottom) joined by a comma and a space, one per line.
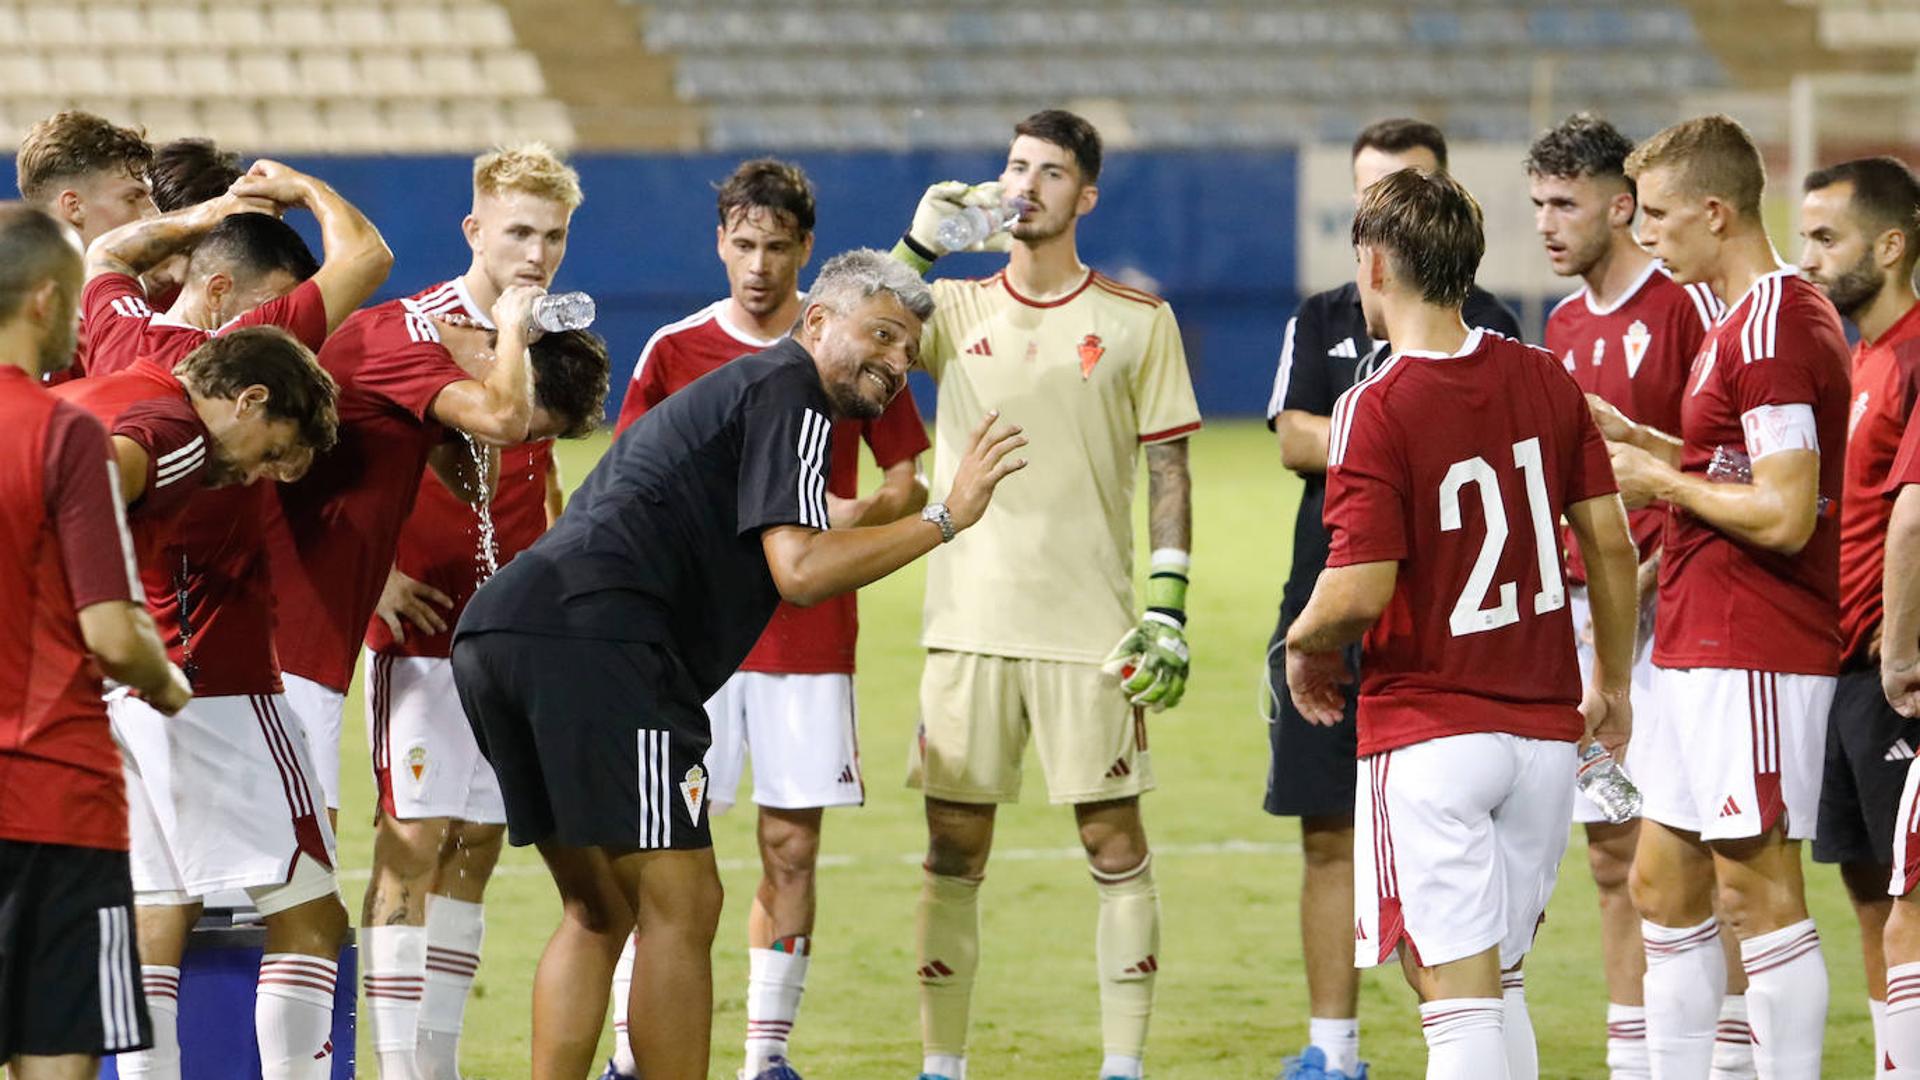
506, 98, 573, 146
194, 5, 266, 48
262, 6, 327, 47
418, 52, 485, 100
199, 98, 263, 148
357, 50, 424, 100
23, 6, 87, 47
330, 6, 394, 47
480, 50, 546, 98
294, 50, 360, 99
170, 49, 239, 98
0, 53, 52, 97
320, 99, 385, 153
83, 5, 151, 47
390, 5, 452, 44
450, 5, 516, 48
260, 99, 326, 153
384, 99, 452, 152
133, 97, 199, 141
231, 50, 296, 99
111, 51, 174, 97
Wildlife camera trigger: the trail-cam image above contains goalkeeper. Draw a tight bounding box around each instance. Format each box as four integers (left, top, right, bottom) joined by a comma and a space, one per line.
887, 109, 1200, 1080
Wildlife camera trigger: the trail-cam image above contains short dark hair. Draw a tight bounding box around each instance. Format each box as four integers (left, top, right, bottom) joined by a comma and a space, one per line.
1352, 118, 1449, 171
188, 213, 319, 287
0, 202, 81, 323
173, 326, 339, 453
15, 111, 153, 205
1804, 156, 1920, 264
715, 158, 815, 236
530, 329, 610, 438
149, 138, 242, 213
1352, 168, 1485, 308
1525, 112, 1636, 187
1014, 109, 1102, 183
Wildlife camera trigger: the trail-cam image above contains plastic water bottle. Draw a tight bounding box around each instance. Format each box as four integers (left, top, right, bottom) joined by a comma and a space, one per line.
1576, 742, 1642, 824
531, 291, 595, 333
936, 197, 1032, 252
1707, 443, 1832, 516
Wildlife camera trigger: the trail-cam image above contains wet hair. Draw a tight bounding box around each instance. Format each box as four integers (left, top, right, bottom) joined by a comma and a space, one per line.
529, 329, 610, 438
173, 326, 339, 452
1525, 112, 1636, 190
1014, 109, 1103, 183
1625, 114, 1766, 220
188, 213, 319, 286
149, 138, 242, 213
715, 157, 816, 237
473, 142, 583, 210
1352, 168, 1485, 308
1352, 118, 1449, 171
15, 110, 153, 205
808, 248, 935, 323
1804, 156, 1920, 266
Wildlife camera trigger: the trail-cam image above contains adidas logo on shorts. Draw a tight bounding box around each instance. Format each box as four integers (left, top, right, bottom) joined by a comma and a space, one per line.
1888, 739, 1917, 763
1718, 796, 1742, 818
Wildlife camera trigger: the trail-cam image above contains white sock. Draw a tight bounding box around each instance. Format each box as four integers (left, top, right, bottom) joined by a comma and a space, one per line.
745, 941, 810, 1072
1710, 994, 1756, 1079
1604, 1003, 1649, 1080
1738, 920, 1826, 1079
1642, 917, 1724, 1078
1887, 963, 1920, 1078
611, 932, 638, 1074
256, 953, 338, 1080
1099, 1053, 1143, 1079
418, 896, 484, 1080
1877, 998, 1893, 1076
1309, 1016, 1361, 1076
363, 925, 427, 1079
115, 965, 181, 1078
1419, 998, 1506, 1080
922, 1052, 966, 1079
1502, 972, 1536, 1080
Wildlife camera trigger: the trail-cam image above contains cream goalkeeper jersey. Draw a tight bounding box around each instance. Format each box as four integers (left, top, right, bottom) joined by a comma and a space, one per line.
920, 268, 1202, 663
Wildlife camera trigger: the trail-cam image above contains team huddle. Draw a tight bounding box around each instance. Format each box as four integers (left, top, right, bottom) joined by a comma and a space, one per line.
0, 98, 1914, 1080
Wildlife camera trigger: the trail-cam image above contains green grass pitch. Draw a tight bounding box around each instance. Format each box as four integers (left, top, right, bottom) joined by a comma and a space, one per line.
328, 419, 1873, 1078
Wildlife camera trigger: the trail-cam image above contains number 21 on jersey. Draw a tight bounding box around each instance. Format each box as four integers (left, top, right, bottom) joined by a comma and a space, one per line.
1439, 436, 1566, 638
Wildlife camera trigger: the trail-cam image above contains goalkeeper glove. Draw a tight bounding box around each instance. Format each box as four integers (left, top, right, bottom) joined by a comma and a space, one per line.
894, 181, 1012, 272
1101, 550, 1191, 711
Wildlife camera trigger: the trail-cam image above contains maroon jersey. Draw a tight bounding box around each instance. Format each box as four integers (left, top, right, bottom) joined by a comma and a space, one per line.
1654, 270, 1851, 675
80, 272, 328, 377
268, 298, 470, 690
0, 368, 144, 850
55, 360, 212, 525
615, 299, 931, 674
366, 278, 555, 660
1324, 329, 1616, 758
1838, 302, 1920, 662
1546, 263, 1721, 578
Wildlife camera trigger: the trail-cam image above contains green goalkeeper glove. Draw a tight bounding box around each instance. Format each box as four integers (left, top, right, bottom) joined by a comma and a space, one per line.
893, 181, 1012, 272
1101, 551, 1191, 711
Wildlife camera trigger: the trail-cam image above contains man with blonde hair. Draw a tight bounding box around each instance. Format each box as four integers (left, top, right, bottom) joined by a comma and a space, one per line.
322, 143, 589, 1080
1600, 114, 1851, 1078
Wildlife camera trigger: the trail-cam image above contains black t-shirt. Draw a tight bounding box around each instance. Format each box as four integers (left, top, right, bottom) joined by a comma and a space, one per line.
1266, 281, 1521, 625
457, 338, 832, 697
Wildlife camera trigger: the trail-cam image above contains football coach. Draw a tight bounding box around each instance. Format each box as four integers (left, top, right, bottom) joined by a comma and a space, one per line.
451, 248, 1027, 1080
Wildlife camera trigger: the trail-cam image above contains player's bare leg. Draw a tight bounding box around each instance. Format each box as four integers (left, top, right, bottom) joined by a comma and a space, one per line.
417, 821, 505, 1080
1710, 831, 1827, 1079
1075, 796, 1158, 1080
529, 843, 635, 1079
363, 814, 452, 1079
1842, 860, 1897, 1072
1583, 819, 1649, 1078
8, 1054, 98, 1080
1298, 814, 1361, 1075
919, 797, 995, 1080
116, 902, 202, 1079
1882, 893, 1920, 1076
1401, 945, 1506, 1080
742, 806, 823, 1075
1631, 820, 1723, 1077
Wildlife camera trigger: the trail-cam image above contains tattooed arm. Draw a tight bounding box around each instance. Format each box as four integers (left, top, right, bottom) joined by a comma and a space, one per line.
1145, 438, 1192, 552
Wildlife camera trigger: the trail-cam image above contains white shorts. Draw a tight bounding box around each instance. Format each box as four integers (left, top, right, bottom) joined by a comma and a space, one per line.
1354, 733, 1575, 970
1568, 586, 1659, 825
283, 672, 345, 811
364, 650, 506, 824
1891, 757, 1920, 897
703, 671, 864, 812
1636, 667, 1834, 841
114, 692, 339, 914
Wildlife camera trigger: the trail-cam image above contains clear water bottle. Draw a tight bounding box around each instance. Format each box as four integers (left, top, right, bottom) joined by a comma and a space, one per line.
936, 197, 1032, 252
1576, 742, 1642, 824
530, 291, 595, 333
1707, 443, 1832, 515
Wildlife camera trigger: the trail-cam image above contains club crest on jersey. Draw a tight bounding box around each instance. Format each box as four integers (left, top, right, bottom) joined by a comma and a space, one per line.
679, 764, 707, 820
405, 743, 428, 787
1078, 333, 1105, 378
1623, 320, 1651, 378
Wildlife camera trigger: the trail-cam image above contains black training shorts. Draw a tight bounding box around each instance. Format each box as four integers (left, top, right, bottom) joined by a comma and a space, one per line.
453, 630, 715, 852
1814, 665, 1920, 866
0, 838, 151, 1060
1262, 615, 1362, 819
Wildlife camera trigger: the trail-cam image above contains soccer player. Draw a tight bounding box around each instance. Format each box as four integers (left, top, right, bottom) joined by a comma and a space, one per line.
1263, 117, 1519, 1080
0, 202, 190, 1080
148, 137, 243, 214
55, 328, 346, 1080
1285, 167, 1638, 1080
82, 159, 391, 377
1797, 156, 1920, 1076
451, 249, 1024, 1080
602, 158, 929, 1080
353, 143, 589, 1080
1526, 112, 1723, 1080
889, 109, 1198, 1080
1601, 115, 1851, 1079
1881, 390, 1920, 1076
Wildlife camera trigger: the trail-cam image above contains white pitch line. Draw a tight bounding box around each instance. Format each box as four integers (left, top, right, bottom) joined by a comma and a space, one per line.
334, 838, 1297, 883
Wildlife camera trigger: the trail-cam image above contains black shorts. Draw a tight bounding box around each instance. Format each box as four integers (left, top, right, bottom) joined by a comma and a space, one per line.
1814, 665, 1920, 866
452, 630, 714, 852
1262, 614, 1362, 819
0, 838, 150, 1059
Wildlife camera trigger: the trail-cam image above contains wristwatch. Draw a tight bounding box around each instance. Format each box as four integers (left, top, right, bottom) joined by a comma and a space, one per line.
921, 502, 956, 543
